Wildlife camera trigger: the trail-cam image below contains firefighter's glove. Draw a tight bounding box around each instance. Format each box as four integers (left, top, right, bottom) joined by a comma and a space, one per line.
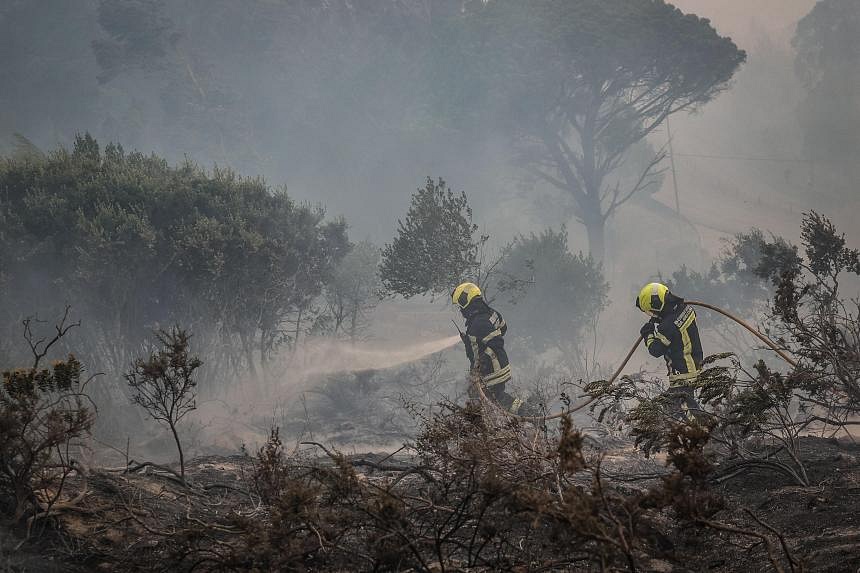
640, 321, 658, 345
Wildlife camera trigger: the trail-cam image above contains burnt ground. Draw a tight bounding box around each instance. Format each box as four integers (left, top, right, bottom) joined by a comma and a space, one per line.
2, 435, 859, 572
707, 436, 860, 572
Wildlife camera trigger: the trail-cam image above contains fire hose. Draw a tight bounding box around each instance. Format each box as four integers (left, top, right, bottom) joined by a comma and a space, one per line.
471, 300, 799, 422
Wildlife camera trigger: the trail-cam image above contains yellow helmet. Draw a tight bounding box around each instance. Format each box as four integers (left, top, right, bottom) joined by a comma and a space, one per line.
452, 282, 482, 309
636, 282, 669, 314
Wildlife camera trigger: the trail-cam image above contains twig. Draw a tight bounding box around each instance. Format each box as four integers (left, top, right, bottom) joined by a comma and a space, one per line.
743, 509, 803, 573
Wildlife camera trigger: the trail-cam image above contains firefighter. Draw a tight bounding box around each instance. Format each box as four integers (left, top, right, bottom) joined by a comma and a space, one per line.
635, 282, 705, 421
452, 282, 525, 414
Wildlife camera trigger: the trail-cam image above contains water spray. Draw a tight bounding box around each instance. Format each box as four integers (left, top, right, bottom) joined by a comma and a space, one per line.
292, 335, 462, 380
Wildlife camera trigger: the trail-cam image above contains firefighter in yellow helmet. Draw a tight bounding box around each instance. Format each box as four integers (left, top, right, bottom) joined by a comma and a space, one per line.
452, 282, 524, 414
636, 282, 704, 421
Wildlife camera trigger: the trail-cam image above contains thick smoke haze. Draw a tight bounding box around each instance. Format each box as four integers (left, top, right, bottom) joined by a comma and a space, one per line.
4, 5, 860, 569
2, 0, 854, 249
1, 0, 858, 456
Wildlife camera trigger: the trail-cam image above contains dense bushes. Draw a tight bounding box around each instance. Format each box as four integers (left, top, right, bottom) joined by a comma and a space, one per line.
0, 134, 349, 390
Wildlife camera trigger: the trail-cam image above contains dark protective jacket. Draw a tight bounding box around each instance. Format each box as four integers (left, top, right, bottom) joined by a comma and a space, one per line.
642, 296, 703, 384
461, 298, 511, 387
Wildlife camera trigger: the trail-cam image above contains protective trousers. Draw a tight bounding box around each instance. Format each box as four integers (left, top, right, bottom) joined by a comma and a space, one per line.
468, 374, 523, 414
665, 384, 704, 423
485, 382, 523, 414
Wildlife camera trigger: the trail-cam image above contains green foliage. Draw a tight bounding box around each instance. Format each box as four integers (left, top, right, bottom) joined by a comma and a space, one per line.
492, 227, 607, 355
588, 371, 713, 455
4, 0, 748, 264
694, 352, 740, 406
0, 135, 348, 386
753, 212, 855, 310
380, 177, 482, 298
799, 211, 860, 277
587, 349, 810, 487
125, 327, 201, 480
585, 359, 730, 455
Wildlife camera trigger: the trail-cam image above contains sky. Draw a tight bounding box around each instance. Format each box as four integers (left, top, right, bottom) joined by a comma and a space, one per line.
672, 0, 816, 48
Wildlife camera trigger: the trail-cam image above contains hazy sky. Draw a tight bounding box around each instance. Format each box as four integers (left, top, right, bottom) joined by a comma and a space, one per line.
641, 0, 859, 249
671, 0, 816, 48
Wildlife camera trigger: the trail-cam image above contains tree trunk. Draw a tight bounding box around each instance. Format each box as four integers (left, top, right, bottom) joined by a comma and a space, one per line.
293, 307, 304, 353
349, 299, 359, 342
241, 332, 257, 380
168, 420, 185, 481
580, 97, 605, 262
584, 215, 606, 262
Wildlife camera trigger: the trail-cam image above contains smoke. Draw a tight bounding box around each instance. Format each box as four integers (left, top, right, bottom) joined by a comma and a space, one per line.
7, 0, 859, 457
118, 334, 465, 462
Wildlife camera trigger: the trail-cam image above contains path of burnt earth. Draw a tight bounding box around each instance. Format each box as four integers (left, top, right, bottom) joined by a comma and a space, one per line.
3, 430, 858, 572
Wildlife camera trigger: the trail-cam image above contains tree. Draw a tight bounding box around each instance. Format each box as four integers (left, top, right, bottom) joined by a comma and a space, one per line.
322, 241, 382, 341
125, 327, 202, 481
440, 0, 746, 259
792, 0, 860, 177
380, 177, 483, 298
490, 228, 607, 360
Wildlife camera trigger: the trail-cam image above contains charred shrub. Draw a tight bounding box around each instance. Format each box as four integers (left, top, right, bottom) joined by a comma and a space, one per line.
170, 398, 804, 572
126, 327, 201, 482
759, 213, 860, 418
192, 427, 361, 572
251, 426, 291, 505
694, 213, 860, 486
0, 310, 94, 523
649, 423, 724, 520
1, 358, 93, 522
